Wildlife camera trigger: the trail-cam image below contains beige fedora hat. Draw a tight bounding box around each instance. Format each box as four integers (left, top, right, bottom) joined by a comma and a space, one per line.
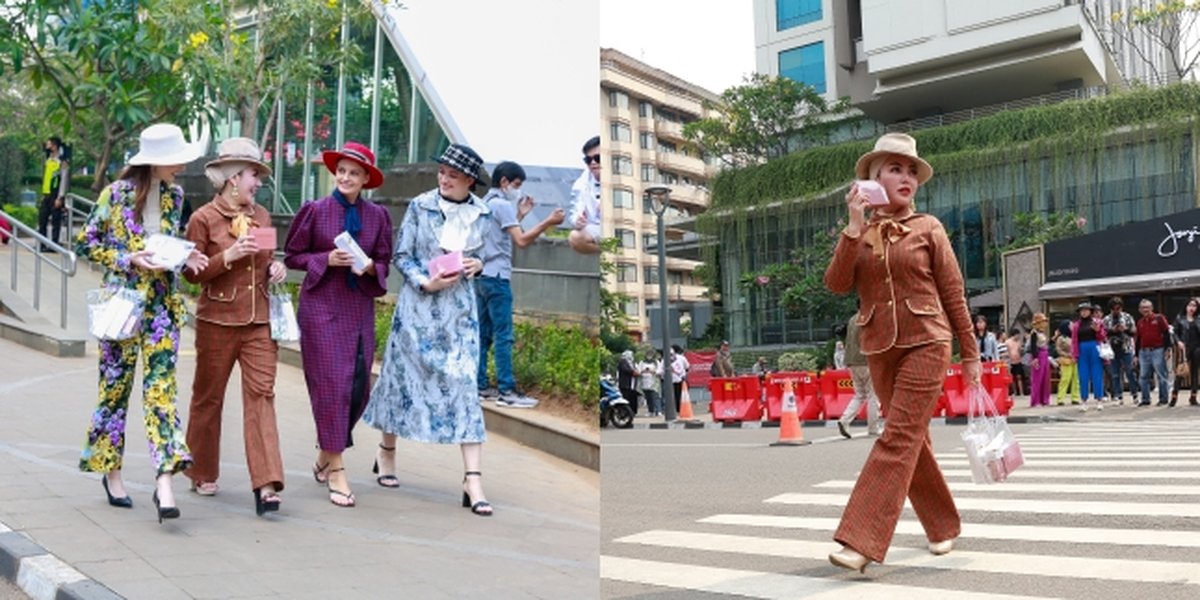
854, 133, 933, 184
205, 137, 273, 177
128, 123, 204, 166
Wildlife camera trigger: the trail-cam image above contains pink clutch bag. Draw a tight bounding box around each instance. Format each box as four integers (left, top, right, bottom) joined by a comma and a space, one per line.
427, 251, 463, 277
986, 440, 1025, 482
856, 180, 890, 206
250, 227, 276, 250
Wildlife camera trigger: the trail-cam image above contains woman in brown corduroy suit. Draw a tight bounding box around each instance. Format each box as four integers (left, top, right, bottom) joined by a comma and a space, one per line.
183, 137, 288, 516
823, 133, 981, 573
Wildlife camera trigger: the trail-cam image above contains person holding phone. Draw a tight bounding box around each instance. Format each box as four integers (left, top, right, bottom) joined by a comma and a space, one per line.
363, 144, 495, 516
824, 133, 979, 572
182, 138, 288, 515
75, 123, 209, 523
284, 142, 393, 508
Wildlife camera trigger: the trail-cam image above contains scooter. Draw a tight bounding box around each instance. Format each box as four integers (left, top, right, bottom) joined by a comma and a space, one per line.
600, 377, 634, 429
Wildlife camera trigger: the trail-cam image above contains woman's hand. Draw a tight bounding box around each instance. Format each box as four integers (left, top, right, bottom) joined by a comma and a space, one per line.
351, 258, 374, 276
422, 271, 460, 293
844, 182, 868, 237
462, 257, 483, 278
224, 236, 260, 265
130, 250, 168, 272
268, 260, 287, 283
327, 248, 355, 268
963, 360, 983, 386
184, 249, 210, 274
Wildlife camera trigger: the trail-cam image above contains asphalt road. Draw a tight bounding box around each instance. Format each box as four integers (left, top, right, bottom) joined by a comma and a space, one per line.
600, 408, 1200, 599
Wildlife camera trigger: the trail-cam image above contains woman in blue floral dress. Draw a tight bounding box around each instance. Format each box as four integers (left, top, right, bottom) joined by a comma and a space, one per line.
75, 124, 209, 522
364, 145, 495, 516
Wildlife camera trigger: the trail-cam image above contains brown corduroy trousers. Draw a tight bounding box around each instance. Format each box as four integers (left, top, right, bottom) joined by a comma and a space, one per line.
833, 341, 960, 562
186, 320, 284, 492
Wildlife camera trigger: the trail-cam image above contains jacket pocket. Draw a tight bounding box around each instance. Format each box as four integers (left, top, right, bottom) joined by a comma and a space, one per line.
855, 305, 875, 327
205, 285, 237, 303
905, 297, 942, 316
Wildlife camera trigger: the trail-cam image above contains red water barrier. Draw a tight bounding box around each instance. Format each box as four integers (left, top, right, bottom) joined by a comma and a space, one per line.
942, 363, 968, 417
765, 372, 822, 421
982, 361, 1014, 415
820, 369, 867, 420
708, 376, 764, 423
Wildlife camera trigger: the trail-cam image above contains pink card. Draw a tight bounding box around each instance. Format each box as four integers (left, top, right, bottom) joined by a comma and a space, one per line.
427, 251, 463, 277
856, 180, 890, 206
250, 227, 277, 250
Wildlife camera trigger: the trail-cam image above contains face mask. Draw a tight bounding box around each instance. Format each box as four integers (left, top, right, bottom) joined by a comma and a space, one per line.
503, 185, 523, 203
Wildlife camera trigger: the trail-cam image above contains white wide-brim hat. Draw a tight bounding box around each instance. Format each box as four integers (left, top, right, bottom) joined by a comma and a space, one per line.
128, 123, 205, 166
855, 132, 933, 184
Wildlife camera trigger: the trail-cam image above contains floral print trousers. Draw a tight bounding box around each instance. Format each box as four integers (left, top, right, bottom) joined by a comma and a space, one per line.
79, 324, 192, 475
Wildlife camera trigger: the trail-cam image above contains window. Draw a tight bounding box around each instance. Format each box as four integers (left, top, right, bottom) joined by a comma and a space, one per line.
616, 262, 638, 282
779, 42, 826, 94
658, 140, 677, 154
643, 233, 658, 250
776, 0, 822, 31
615, 228, 636, 249
639, 101, 654, 118
610, 121, 632, 143
641, 163, 657, 182
623, 299, 640, 317
643, 195, 654, 214
612, 155, 632, 176
639, 132, 655, 150
659, 171, 679, 185
608, 90, 629, 109
644, 266, 660, 284
668, 270, 684, 285
612, 188, 634, 209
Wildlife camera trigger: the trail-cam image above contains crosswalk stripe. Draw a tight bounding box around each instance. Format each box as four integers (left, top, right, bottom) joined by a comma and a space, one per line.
764, 493, 1200, 517
1012, 433, 1200, 439
940, 469, 1200, 479
936, 452, 1196, 460
698, 514, 1200, 547
814, 480, 1200, 495
600, 556, 1060, 600
936, 458, 1200, 467
615, 530, 1200, 586
1008, 444, 1200, 451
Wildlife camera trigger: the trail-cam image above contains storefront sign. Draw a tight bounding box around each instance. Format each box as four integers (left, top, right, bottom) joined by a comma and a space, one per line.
1044, 207, 1200, 283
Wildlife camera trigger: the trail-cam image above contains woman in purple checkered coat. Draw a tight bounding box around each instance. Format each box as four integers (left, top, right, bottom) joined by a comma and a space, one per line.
284, 142, 392, 508
363, 144, 495, 516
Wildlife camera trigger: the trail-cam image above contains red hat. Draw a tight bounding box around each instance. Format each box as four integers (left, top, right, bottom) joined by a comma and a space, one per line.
322, 142, 384, 189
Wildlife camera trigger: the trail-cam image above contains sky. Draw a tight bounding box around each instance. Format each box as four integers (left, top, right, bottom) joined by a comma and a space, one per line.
599, 0, 757, 96
390, 0, 598, 169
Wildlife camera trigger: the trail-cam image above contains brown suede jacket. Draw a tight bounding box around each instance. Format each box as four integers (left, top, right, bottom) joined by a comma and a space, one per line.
183, 200, 273, 326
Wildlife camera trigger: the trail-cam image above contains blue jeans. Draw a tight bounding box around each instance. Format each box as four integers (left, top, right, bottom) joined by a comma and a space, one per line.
1077, 340, 1105, 401
476, 276, 515, 393
1138, 347, 1169, 403
1106, 349, 1136, 399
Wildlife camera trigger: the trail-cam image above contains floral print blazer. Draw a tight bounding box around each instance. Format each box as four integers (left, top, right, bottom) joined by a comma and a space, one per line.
75, 179, 188, 327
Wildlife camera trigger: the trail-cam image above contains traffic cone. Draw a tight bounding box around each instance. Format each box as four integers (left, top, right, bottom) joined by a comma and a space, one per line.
678, 381, 696, 420
771, 379, 811, 446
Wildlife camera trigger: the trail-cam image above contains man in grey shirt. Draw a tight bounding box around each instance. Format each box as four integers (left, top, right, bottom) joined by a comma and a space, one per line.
476, 161, 565, 407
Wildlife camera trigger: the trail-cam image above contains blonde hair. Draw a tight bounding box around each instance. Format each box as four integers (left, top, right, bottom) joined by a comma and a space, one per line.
867, 156, 887, 180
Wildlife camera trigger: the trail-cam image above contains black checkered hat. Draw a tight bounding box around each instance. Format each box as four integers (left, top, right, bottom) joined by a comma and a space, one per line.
434, 144, 486, 182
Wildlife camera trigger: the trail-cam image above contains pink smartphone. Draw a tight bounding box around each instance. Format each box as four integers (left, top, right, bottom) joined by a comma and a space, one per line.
856, 180, 890, 207
249, 227, 277, 250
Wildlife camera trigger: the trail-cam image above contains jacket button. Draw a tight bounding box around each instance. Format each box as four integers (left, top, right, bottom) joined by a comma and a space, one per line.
887, 300, 893, 306
246, 266, 252, 271
219, 292, 224, 297
247, 285, 253, 290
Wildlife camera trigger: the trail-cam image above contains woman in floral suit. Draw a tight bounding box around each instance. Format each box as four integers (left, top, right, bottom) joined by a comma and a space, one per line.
75, 124, 208, 522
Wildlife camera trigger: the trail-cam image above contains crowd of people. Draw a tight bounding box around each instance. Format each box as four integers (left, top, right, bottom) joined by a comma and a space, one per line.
73, 123, 595, 522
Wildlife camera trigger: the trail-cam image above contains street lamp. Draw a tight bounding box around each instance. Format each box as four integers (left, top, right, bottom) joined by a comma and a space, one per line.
645, 185, 677, 422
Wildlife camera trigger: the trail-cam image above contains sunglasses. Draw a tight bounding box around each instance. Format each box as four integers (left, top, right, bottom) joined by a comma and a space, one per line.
583, 154, 601, 165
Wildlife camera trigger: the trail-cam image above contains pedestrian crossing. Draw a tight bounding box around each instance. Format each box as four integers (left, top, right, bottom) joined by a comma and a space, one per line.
602, 420, 1200, 599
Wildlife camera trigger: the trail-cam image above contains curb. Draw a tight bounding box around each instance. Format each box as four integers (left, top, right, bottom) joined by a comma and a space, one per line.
626, 415, 1077, 430
0, 527, 122, 600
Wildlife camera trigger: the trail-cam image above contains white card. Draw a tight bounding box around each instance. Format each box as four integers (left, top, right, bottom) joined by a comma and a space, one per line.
144, 233, 196, 270
334, 231, 371, 272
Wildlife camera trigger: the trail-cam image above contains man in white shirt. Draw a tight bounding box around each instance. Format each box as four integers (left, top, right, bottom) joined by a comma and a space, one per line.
568, 136, 601, 254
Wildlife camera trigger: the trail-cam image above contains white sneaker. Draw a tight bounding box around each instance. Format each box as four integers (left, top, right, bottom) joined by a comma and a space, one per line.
496, 391, 539, 408
1095, 402, 1103, 411
1080, 403, 1089, 412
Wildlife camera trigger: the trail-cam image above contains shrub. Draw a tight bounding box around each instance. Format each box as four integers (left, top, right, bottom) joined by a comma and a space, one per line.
1, 203, 37, 229
513, 322, 601, 409
777, 351, 818, 372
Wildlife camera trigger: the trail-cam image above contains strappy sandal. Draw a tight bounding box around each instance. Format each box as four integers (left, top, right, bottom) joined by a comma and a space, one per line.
312, 461, 330, 484
190, 481, 219, 496
254, 488, 282, 516
371, 444, 401, 488
461, 471, 493, 517
327, 468, 355, 508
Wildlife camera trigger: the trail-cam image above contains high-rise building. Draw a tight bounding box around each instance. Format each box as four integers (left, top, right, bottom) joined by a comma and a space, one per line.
753, 0, 1172, 123
599, 48, 721, 339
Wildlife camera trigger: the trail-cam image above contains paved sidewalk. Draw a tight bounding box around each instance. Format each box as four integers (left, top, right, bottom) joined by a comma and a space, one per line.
0, 328, 599, 599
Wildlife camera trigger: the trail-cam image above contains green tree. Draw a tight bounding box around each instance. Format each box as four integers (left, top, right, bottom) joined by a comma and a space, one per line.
0, 1, 213, 190
741, 225, 857, 326
683, 73, 850, 168
1104, 1, 1200, 83
999, 212, 1087, 253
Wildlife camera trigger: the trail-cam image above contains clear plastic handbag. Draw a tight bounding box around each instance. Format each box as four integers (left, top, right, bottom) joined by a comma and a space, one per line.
961, 384, 1025, 484
269, 285, 300, 343
85, 287, 146, 341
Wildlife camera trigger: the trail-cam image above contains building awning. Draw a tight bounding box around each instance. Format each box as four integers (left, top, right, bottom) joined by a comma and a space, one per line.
968, 288, 1004, 310
1038, 269, 1200, 300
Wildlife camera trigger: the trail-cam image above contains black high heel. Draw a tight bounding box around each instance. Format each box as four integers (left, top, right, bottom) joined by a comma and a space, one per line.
101, 475, 132, 509
372, 444, 401, 488
461, 471, 493, 517
152, 490, 180, 524
254, 488, 282, 516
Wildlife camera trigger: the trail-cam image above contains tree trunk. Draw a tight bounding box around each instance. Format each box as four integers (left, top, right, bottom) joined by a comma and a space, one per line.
258, 97, 278, 152
91, 140, 112, 193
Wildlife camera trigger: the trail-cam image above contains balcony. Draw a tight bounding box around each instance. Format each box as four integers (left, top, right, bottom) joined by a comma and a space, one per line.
642, 283, 708, 303
654, 120, 686, 142
656, 152, 707, 180
664, 183, 709, 211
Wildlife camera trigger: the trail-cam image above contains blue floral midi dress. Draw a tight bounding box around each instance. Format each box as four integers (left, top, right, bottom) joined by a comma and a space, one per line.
363, 189, 491, 444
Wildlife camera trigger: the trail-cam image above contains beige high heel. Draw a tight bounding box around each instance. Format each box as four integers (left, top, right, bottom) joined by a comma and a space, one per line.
928, 538, 956, 555
829, 546, 870, 573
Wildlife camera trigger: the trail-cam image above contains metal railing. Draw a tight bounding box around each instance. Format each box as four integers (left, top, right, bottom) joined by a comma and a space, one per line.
0, 209, 79, 329
64, 192, 96, 244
